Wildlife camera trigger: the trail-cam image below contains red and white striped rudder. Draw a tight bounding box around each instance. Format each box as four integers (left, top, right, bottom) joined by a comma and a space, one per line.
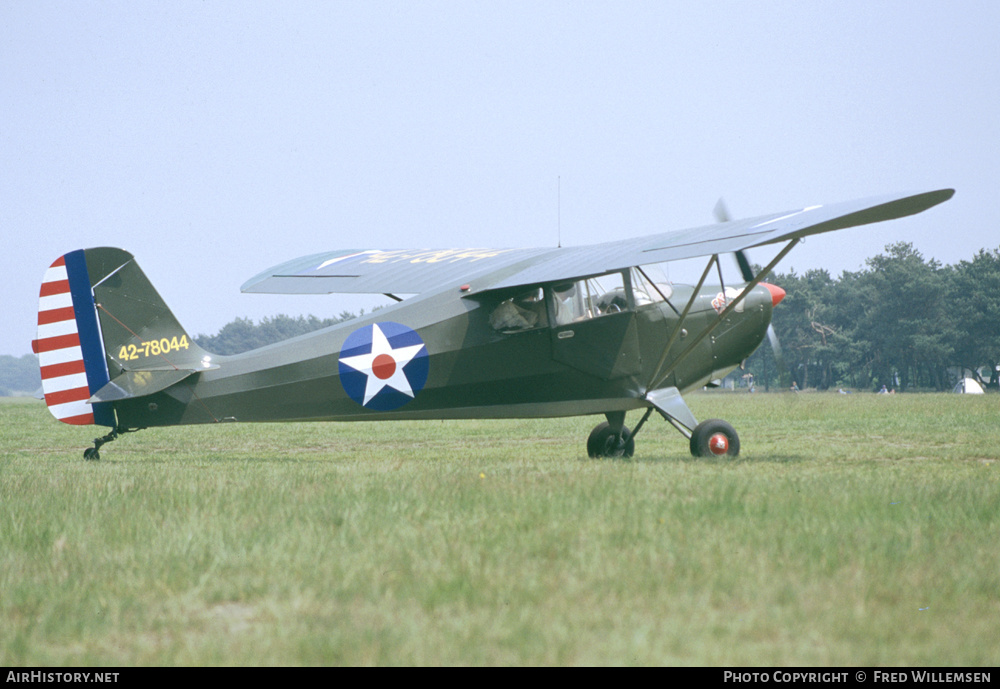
33, 251, 115, 427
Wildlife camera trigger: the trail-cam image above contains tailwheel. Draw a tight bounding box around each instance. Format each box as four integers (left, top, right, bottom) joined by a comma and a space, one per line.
690, 419, 740, 458
82, 427, 129, 461
587, 422, 635, 458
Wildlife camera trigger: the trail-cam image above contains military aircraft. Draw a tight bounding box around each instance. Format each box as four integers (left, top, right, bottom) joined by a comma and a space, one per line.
33, 189, 953, 460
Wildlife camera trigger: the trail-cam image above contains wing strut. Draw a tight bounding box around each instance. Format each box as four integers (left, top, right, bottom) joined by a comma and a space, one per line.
646, 239, 800, 392
646, 254, 719, 390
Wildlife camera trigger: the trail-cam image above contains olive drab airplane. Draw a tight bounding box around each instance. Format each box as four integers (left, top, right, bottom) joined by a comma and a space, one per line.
34, 189, 954, 460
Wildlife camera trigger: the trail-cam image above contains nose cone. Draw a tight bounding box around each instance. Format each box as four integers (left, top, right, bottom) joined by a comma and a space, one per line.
763, 282, 786, 307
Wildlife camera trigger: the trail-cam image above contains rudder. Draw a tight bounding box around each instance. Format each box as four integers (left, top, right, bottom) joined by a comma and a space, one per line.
34, 251, 115, 426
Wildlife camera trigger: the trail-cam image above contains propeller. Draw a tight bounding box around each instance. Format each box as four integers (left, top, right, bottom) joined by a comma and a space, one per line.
714, 199, 792, 389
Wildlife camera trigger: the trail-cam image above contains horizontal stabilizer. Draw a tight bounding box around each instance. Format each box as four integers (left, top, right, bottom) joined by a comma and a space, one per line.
89, 369, 200, 403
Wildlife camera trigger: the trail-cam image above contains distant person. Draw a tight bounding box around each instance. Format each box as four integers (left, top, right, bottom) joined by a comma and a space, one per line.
790, 381, 799, 392
879, 385, 888, 394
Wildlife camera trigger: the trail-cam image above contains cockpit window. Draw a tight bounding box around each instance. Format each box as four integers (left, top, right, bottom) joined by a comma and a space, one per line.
551, 272, 628, 326
490, 287, 548, 332
631, 266, 672, 305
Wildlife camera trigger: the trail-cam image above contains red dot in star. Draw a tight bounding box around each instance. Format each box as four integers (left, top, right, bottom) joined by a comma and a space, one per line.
372, 353, 396, 380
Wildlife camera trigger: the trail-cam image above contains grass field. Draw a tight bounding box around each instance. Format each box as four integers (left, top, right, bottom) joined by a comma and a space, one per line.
1, 393, 998, 666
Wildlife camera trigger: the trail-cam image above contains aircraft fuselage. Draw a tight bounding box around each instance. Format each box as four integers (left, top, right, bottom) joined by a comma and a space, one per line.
109, 276, 774, 429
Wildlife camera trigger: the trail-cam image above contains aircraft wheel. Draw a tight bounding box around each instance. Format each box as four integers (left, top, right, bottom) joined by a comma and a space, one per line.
690, 419, 740, 458
587, 422, 635, 458
83, 447, 100, 461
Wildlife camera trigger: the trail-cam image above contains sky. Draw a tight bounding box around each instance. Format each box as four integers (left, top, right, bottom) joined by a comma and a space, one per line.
3, 1, 998, 356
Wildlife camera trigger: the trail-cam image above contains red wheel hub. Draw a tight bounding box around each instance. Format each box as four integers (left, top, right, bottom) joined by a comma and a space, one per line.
708, 432, 729, 455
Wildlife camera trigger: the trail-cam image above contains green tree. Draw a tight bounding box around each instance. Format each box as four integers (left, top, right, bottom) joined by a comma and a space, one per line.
748, 267, 851, 390
842, 243, 952, 390
746, 243, 961, 392
773, 268, 848, 389
947, 247, 1000, 389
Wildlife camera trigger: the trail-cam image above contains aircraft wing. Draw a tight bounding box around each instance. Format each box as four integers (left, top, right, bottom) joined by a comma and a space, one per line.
241, 189, 954, 295
241, 247, 555, 295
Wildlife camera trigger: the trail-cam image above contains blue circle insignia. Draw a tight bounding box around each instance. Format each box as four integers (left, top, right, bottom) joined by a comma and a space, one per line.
338, 322, 429, 411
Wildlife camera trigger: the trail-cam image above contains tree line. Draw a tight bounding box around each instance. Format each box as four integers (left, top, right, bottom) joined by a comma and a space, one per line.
744, 242, 1000, 392
192, 312, 363, 355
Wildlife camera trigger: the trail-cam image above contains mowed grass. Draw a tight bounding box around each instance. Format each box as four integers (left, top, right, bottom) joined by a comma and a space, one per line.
1, 393, 998, 666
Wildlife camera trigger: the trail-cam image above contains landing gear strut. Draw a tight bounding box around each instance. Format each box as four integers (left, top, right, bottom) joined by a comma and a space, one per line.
588, 392, 741, 459
587, 409, 654, 458
82, 427, 136, 461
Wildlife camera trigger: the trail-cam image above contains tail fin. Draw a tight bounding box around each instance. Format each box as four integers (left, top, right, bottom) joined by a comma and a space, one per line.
34, 248, 211, 427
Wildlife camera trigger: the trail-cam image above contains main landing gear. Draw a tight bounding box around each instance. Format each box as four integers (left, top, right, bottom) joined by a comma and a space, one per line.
587, 422, 635, 458
586, 399, 741, 459
587, 409, 649, 458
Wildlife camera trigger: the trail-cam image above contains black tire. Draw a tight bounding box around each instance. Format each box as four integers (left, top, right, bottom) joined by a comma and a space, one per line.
83, 447, 100, 461
587, 422, 635, 458
689, 419, 740, 458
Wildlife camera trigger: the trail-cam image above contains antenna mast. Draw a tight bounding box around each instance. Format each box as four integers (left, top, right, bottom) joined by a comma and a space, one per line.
557, 176, 561, 248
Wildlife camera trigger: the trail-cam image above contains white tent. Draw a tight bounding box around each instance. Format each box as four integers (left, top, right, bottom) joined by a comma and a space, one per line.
952, 378, 985, 394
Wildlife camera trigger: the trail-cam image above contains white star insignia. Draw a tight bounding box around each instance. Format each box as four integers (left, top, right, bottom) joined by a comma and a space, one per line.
339, 324, 425, 406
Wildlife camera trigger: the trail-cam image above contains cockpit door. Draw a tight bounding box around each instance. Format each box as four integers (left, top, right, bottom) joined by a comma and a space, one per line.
548, 273, 641, 380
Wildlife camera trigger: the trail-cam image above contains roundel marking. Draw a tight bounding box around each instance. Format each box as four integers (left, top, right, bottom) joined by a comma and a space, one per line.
372, 354, 396, 380
338, 322, 429, 411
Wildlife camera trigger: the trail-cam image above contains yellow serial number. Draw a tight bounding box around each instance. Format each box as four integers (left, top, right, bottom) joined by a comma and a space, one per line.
118, 335, 190, 361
